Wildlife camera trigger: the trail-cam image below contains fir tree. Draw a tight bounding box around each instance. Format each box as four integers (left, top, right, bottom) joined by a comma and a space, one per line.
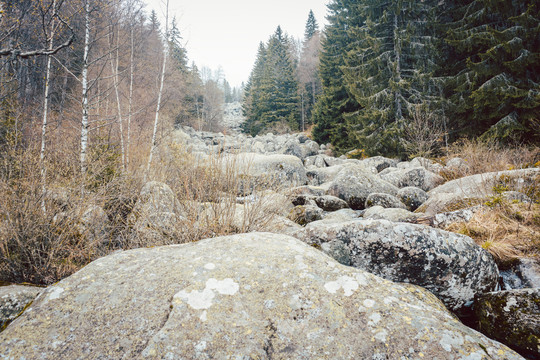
304, 10, 319, 41
169, 17, 188, 73
444, 0, 540, 143
312, 0, 362, 149
342, 0, 441, 157
242, 42, 267, 135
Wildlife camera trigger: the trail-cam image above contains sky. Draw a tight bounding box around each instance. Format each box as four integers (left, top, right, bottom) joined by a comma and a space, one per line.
144, 0, 330, 87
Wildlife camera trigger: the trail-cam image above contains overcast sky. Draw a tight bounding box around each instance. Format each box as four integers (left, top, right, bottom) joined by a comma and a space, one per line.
144, 0, 329, 87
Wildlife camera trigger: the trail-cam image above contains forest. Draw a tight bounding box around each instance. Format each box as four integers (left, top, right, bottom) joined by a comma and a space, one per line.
243, 0, 540, 158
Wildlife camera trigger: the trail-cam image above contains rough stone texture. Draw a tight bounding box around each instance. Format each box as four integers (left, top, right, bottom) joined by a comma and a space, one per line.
288, 205, 324, 225
295, 220, 499, 311
421, 168, 540, 215
327, 166, 399, 210
224, 153, 308, 192
365, 193, 406, 209
398, 186, 429, 211
0, 285, 42, 330
410, 157, 444, 173
361, 156, 398, 173
77, 205, 110, 243
0, 233, 523, 359
314, 195, 349, 212
381, 167, 445, 192
363, 206, 421, 223
415, 206, 485, 229
445, 157, 470, 175
502, 191, 533, 203
319, 209, 362, 223
306, 164, 348, 186
475, 288, 540, 359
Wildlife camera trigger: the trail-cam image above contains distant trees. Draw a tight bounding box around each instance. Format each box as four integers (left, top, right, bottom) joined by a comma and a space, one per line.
242, 27, 300, 135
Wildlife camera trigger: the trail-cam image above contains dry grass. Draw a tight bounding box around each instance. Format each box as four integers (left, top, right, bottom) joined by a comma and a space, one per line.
0, 132, 290, 285
447, 201, 540, 266
440, 139, 540, 180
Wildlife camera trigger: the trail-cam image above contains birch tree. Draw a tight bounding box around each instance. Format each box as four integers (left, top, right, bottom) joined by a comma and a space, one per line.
146, 0, 169, 176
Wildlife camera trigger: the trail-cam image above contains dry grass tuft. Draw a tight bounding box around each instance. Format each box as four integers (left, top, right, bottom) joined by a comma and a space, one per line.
447, 201, 540, 266
440, 139, 539, 180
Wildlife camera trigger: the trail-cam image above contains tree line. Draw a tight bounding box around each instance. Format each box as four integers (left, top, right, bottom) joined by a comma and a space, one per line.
0, 0, 240, 187
243, 1, 539, 158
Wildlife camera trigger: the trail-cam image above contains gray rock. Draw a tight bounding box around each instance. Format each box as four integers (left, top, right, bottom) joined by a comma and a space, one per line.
475, 288, 539, 359
445, 157, 470, 175
295, 220, 499, 311
327, 166, 399, 210
0, 285, 42, 330
314, 195, 349, 212
288, 205, 324, 225
361, 156, 398, 173
306, 164, 348, 185
363, 206, 421, 223
224, 153, 308, 193
381, 167, 445, 192
378, 166, 398, 176
287, 185, 326, 197
365, 193, 406, 209
319, 208, 362, 223
398, 186, 429, 211
421, 168, 540, 215
410, 157, 444, 173
0, 233, 523, 359
502, 191, 532, 203
415, 205, 484, 229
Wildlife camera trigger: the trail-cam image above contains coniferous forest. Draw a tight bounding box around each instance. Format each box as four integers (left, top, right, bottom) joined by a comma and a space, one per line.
244, 0, 540, 158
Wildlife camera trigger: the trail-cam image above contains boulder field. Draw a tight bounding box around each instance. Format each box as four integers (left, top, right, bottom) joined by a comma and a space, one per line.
0, 234, 525, 359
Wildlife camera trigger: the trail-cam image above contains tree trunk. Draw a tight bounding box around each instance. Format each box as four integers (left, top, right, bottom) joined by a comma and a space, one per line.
146, 0, 169, 177
109, 26, 125, 171
80, 0, 91, 175
40, 0, 57, 213
126, 26, 135, 169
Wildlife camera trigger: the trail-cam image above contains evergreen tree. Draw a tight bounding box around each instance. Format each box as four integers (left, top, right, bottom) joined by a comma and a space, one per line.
444, 0, 540, 143
242, 28, 300, 135
304, 10, 319, 41
312, 0, 362, 149
149, 10, 160, 32
342, 0, 441, 157
242, 42, 267, 135
169, 17, 188, 73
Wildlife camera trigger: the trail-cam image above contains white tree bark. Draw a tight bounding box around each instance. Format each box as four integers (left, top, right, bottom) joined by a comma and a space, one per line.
146, 0, 169, 176
109, 27, 126, 171
126, 26, 135, 168
40, 0, 57, 213
80, 0, 91, 175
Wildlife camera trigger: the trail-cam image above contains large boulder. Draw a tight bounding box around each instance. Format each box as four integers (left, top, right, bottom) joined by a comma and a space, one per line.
0, 233, 522, 359
381, 167, 445, 192
363, 206, 421, 223
295, 220, 499, 311
420, 168, 540, 215
128, 182, 185, 242
475, 288, 540, 359
224, 153, 307, 192
327, 166, 399, 209
365, 193, 406, 209
0, 285, 42, 330
398, 186, 429, 211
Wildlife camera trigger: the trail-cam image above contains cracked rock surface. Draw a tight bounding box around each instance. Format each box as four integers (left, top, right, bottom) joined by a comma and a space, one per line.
0, 233, 522, 359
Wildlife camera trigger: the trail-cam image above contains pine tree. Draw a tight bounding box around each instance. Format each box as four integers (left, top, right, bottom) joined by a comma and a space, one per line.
242, 28, 300, 135
169, 17, 188, 73
312, 0, 362, 149
342, 0, 441, 157
444, 0, 540, 143
304, 10, 319, 41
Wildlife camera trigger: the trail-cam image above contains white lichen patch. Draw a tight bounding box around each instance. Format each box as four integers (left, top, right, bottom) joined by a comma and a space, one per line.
324, 276, 359, 296
47, 287, 65, 301
363, 299, 376, 308
374, 329, 388, 342
439, 330, 464, 352
204, 263, 216, 270
503, 297, 517, 312
174, 278, 239, 310
368, 312, 381, 326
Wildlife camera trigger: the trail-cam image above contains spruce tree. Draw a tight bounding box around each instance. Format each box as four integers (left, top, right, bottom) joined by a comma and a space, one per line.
304, 10, 319, 41
312, 0, 362, 150
342, 0, 441, 157
242, 42, 267, 135
444, 0, 540, 143
169, 17, 188, 73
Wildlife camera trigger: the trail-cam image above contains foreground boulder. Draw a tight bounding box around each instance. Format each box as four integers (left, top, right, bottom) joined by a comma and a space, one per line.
295, 220, 499, 312
0, 285, 42, 330
0, 233, 521, 359
475, 288, 539, 359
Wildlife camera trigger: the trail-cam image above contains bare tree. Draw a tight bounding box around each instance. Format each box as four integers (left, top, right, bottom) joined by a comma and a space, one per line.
403, 104, 447, 158
146, 0, 169, 176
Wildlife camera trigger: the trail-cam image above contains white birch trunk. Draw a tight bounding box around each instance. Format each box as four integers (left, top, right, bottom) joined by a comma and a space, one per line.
80, 0, 91, 175
126, 26, 135, 168
146, 0, 169, 176
109, 27, 125, 171
40, 0, 57, 213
